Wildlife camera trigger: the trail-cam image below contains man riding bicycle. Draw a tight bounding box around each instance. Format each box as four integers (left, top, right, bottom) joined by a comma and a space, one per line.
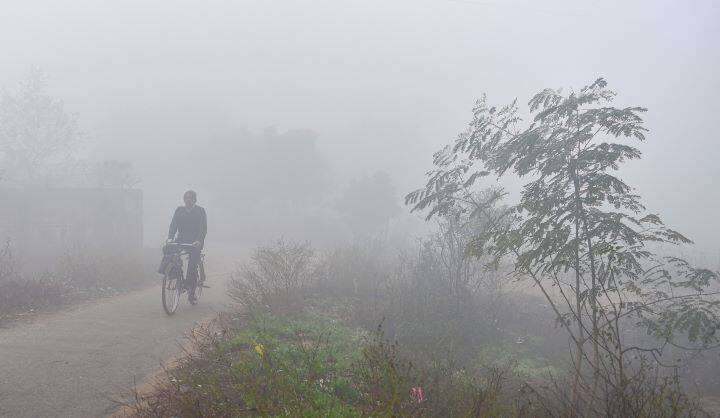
165, 190, 207, 303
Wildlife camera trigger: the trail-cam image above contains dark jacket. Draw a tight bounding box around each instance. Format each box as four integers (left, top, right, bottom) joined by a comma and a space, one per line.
168, 205, 207, 244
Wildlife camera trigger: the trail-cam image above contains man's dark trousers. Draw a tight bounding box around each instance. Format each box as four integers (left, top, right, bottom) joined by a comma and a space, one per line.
186, 244, 202, 295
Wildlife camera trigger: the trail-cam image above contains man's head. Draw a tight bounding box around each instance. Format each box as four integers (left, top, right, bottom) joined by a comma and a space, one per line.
183, 190, 197, 209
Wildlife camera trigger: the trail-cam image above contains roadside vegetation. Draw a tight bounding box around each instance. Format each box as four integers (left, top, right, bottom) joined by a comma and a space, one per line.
0, 239, 155, 322
127, 237, 709, 417
127, 79, 719, 417
127, 241, 537, 417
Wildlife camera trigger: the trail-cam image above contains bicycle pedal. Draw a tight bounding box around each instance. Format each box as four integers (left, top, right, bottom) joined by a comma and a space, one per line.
200, 284, 211, 288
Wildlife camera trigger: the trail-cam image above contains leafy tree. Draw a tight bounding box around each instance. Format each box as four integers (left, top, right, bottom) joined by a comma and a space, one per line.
407, 78, 720, 415
336, 171, 400, 239
0, 70, 82, 186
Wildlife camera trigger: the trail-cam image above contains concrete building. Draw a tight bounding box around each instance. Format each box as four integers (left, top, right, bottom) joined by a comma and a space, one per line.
0, 188, 143, 257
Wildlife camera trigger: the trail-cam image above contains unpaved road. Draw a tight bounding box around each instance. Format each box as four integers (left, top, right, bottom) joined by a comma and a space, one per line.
0, 271, 232, 417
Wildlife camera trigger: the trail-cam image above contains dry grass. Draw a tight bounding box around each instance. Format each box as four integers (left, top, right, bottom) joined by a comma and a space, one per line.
0, 242, 156, 321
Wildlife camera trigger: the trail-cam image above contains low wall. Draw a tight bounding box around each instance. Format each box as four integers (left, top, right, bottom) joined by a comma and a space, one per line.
0, 188, 143, 259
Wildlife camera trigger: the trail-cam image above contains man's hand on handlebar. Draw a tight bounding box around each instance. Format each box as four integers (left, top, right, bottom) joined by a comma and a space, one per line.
192, 241, 201, 248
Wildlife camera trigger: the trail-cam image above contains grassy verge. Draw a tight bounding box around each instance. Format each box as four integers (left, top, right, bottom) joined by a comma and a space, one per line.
127, 304, 537, 417
129, 308, 379, 416
125, 240, 709, 417
216, 310, 368, 416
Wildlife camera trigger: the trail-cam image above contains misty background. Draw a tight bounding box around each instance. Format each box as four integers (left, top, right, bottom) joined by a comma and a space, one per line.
0, 0, 717, 259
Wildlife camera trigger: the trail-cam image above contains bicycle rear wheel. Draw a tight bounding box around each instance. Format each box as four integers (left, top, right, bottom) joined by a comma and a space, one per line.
162, 270, 181, 315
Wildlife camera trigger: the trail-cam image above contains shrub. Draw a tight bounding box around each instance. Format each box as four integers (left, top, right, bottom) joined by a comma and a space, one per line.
229, 239, 318, 314
520, 360, 708, 418
0, 241, 154, 319
0, 276, 72, 315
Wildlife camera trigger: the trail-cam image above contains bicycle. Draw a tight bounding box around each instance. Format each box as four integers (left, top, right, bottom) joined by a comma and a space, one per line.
160, 242, 207, 315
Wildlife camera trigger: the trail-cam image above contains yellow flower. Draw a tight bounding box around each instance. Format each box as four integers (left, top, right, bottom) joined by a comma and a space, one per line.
254, 343, 265, 357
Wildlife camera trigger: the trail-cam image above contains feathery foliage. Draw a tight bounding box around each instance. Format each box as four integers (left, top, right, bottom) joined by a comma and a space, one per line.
407, 78, 720, 415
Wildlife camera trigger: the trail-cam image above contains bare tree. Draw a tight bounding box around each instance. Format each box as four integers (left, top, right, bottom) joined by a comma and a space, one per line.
0, 70, 82, 186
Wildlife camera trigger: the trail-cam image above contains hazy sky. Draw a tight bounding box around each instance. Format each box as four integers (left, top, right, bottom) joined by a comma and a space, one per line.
0, 0, 718, 254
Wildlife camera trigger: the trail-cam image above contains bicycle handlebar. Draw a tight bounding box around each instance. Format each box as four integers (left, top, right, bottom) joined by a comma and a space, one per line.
165, 242, 201, 254
165, 241, 197, 247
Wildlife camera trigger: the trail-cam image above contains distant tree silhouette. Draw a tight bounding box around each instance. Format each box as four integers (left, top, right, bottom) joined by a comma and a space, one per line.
203, 127, 331, 210
337, 171, 400, 238
0, 70, 82, 186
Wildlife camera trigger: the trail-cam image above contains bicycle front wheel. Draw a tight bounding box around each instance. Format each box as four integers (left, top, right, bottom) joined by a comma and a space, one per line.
162, 271, 181, 315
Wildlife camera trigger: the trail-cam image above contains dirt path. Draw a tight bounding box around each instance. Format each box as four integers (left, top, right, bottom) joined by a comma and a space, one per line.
0, 270, 233, 417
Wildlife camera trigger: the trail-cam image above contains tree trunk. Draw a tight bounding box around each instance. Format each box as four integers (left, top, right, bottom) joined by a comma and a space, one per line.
571, 164, 585, 416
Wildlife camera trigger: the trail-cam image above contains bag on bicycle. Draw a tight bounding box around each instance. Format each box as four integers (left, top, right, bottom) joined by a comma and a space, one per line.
157, 244, 178, 274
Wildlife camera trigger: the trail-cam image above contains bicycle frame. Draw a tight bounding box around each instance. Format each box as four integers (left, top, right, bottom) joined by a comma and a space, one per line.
166, 243, 205, 289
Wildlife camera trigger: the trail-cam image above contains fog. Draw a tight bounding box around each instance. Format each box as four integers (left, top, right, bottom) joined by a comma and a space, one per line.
2, 1, 720, 416
0, 0, 717, 258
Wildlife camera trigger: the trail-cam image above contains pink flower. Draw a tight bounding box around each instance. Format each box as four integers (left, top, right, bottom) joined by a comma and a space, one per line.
410, 386, 425, 403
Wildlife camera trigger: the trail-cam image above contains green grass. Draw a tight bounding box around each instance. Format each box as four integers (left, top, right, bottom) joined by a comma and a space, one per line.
222, 310, 368, 416
474, 341, 562, 381
132, 308, 549, 417
134, 309, 382, 417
